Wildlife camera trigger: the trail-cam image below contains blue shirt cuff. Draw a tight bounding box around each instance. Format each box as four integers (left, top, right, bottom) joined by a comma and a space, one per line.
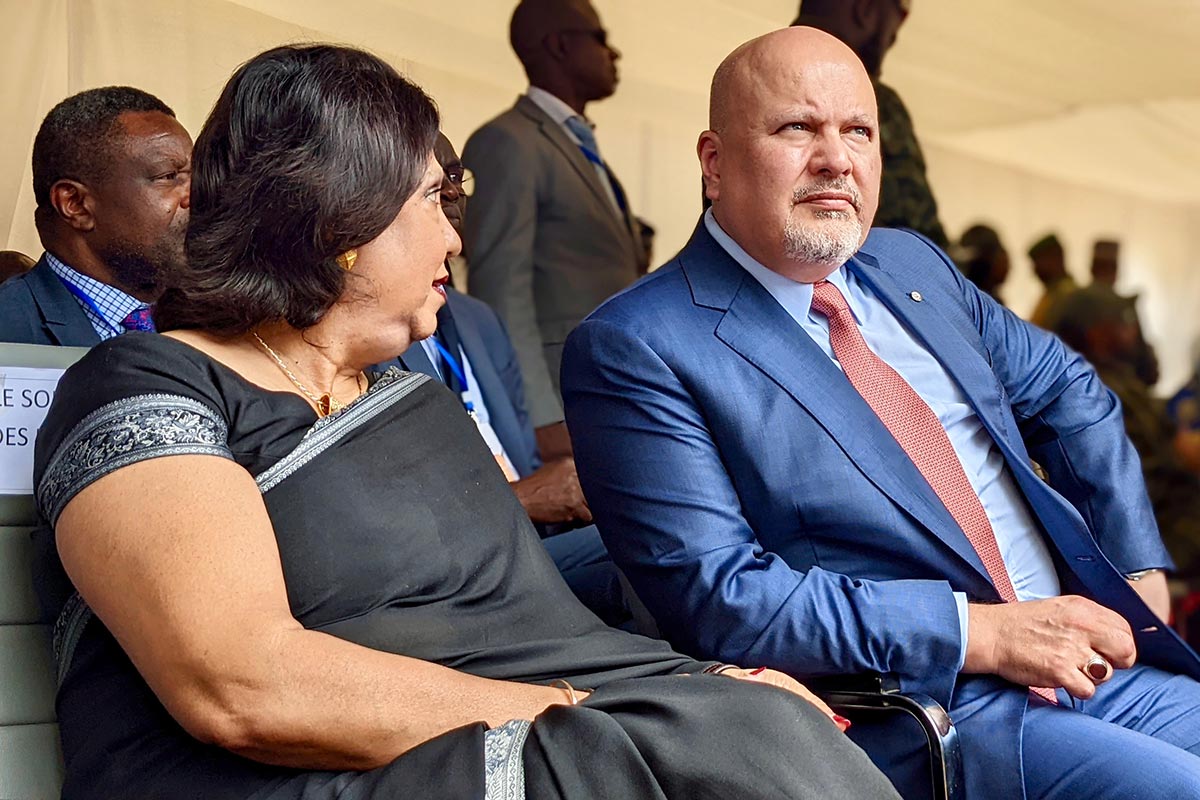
953, 592, 969, 672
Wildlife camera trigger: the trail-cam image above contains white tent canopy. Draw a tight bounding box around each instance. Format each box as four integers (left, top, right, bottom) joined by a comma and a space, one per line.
4, 0, 1199, 387
890, 0, 1200, 199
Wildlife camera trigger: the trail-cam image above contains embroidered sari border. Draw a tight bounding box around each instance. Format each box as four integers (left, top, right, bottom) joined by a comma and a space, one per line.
38, 392, 231, 525
255, 370, 429, 494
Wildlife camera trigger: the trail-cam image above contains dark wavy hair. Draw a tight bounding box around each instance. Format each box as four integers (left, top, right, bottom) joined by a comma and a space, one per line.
155, 44, 439, 334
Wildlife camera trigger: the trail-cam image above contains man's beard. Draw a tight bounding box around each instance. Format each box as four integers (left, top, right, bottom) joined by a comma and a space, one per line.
782, 181, 864, 267
97, 232, 187, 301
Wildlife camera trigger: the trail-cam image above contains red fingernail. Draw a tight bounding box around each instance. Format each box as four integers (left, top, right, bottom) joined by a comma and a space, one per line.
749, 666, 767, 675
833, 715, 852, 731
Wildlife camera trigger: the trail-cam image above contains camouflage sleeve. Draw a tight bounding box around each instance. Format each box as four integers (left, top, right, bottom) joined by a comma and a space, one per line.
874, 82, 948, 248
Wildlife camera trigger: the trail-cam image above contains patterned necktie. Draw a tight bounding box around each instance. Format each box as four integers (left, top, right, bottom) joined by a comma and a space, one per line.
564, 115, 628, 213
120, 306, 156, 332
809, 280, 1056, 703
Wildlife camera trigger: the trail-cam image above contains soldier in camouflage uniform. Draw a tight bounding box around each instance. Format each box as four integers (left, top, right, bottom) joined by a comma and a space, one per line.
1055, 288, 1200, 576
1028, 233, 1077, 330
792, 0, 947, 247
874, 81, 947, 246
956, 222, 1010, 303
1090, 239, 1160, 386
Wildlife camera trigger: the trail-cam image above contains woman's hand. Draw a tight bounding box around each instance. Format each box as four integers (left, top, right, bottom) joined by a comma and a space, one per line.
722, 668, 849, 732
505, 682, 593, 721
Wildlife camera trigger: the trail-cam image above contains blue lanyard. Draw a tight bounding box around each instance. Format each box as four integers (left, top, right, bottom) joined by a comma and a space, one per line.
576, 145, 627, 212
57, 275, 122, 334
576, 144, 604, 167
432, 338, 476, 416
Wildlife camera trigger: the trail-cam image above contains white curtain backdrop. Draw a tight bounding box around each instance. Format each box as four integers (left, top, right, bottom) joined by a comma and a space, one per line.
3, 0, 1198, 388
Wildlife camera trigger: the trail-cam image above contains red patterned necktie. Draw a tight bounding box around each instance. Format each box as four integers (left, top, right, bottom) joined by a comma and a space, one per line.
810, 280, 1056, 704
120, 306, 156, 332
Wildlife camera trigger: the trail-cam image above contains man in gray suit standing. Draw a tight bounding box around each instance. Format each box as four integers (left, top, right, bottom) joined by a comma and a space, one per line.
463, 0, 645, 459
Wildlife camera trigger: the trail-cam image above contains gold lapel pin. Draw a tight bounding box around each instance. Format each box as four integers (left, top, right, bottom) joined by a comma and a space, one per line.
909, 291, 924, 302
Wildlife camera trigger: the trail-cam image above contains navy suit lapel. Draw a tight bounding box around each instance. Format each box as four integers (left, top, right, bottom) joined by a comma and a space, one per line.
847, 247, 1200, 674
849, 254, 1009, 444
26, 258, 101, 347
680, 226, 995, 587
448, 298, 535, 478
394, 309, 535, 479
397, 339, 438, 380
849, 255, 1110, 551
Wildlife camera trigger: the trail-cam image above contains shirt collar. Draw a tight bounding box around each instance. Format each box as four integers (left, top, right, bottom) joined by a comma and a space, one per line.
44, 250, 148, 330
702, 208, 859, 326
526, 86, 590, 130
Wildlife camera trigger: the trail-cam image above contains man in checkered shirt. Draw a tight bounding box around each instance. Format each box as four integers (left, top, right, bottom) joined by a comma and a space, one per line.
0, 86, 191, 346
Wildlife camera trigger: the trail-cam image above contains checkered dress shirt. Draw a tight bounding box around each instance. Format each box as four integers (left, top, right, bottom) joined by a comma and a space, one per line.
45, 252, 150, 340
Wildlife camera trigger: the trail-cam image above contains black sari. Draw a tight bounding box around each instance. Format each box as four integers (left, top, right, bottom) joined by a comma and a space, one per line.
34, 334, 897, 799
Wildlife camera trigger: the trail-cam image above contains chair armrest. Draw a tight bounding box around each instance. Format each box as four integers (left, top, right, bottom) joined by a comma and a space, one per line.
807, 672, 894, 694
811, 674, 964, 800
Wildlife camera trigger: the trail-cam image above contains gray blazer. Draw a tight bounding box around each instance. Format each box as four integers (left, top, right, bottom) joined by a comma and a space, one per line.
463, 95, 643, 428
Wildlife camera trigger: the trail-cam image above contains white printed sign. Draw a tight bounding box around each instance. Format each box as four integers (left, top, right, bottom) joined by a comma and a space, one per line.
0, 365, 68, 494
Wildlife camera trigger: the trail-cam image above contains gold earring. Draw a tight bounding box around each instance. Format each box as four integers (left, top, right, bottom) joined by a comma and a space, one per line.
336, 249, 358, 271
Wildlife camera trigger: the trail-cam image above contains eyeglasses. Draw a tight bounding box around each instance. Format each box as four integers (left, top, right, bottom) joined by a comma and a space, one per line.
561, 27, 610, 49
441, 166, 474, 198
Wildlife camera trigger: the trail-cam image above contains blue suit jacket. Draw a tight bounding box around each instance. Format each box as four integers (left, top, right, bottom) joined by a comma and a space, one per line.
562, 223, 1200, 798
0, 256, 101, 347
385, 288, 538, 478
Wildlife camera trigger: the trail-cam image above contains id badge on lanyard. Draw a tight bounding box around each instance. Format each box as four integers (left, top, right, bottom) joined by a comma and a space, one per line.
434, 337, 520, 482
465, 399, 519, 482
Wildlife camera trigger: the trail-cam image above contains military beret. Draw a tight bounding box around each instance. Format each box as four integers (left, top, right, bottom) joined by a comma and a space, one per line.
1028, 233, 1063, 259
1092, 239, 1120, 260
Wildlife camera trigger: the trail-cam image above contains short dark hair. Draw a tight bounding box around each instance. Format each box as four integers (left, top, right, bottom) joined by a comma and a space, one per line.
959, 223, 1002, 259
32, 86, 174, 211
155, 44, 439, 335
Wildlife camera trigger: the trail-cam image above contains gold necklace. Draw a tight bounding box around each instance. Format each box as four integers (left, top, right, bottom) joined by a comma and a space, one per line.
252, 331, 364, 417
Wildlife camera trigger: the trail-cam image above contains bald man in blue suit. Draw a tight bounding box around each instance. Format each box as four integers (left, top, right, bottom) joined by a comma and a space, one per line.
562, 27, 1200, 800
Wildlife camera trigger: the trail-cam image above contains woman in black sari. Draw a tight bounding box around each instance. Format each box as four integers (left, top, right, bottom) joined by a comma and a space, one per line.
33, 44, 900, 799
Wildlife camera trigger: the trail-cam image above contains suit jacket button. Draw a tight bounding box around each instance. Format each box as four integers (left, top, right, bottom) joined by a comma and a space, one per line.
909, 291, 924, 302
